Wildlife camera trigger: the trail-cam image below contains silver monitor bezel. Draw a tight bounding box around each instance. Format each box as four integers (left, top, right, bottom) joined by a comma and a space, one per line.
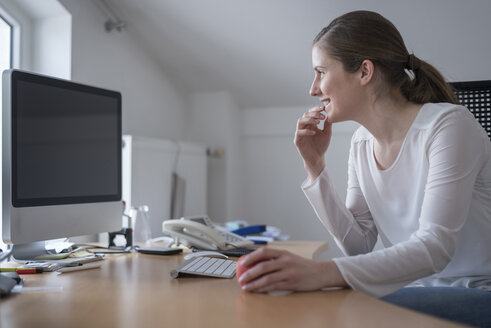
2, 69, 122, 245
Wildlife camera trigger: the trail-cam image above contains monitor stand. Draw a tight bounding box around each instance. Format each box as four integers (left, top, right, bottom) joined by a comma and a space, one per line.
11, 241, 51, 262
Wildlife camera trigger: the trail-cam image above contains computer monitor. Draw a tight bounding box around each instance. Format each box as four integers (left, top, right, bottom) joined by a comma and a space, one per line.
2, 69, 122, 260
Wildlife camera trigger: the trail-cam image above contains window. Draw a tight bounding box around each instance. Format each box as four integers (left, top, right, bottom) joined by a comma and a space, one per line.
0, 12, 12, 85
0, 12, 12, 251
0, 14, 10, 70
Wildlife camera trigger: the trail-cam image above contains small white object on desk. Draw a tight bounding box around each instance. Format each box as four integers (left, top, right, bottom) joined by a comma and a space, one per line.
184, 251, 228, 260
57, 262, 101, 274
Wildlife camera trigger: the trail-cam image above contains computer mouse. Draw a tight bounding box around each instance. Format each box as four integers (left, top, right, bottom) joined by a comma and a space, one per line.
184, 251, 228, 260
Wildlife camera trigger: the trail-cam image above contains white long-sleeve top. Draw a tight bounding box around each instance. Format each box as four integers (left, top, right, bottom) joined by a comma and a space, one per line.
302, 102, 491, 298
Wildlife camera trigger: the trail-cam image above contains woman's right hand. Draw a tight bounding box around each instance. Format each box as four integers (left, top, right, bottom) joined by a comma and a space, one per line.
294, 105, 332, 180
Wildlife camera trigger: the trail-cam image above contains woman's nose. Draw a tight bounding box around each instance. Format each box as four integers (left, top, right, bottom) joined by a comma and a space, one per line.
310, 79, 320, 97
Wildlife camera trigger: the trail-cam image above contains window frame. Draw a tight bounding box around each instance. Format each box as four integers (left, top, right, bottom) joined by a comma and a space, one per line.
0, 0, 32, 71
0, 12, 13, 69
0, 3, 17, 251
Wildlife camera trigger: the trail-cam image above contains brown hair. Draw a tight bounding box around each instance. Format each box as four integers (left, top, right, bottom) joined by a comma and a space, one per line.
313, 11, 458, 104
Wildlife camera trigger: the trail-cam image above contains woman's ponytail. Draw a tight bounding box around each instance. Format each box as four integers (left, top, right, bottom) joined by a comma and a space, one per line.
401, 54, 458, 104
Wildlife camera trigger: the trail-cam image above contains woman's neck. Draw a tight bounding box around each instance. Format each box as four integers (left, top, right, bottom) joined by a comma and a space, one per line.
357, 93, 422, 147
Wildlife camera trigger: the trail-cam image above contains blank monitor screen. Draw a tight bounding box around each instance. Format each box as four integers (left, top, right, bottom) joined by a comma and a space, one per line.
12, 74, 121, 207
2, 70, 122, 247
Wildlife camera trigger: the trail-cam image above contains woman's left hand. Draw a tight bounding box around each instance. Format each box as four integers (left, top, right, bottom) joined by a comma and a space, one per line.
237, 247, 348, 293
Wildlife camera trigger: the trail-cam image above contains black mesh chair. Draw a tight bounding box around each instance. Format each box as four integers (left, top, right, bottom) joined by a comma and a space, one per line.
450, 80, 491, 140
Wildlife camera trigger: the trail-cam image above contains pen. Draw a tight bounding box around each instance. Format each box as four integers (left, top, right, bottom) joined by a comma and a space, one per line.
57, 262, 101, 274
0, 267, 19, 272
0, 267, 43, 273
16, 268, 43, 274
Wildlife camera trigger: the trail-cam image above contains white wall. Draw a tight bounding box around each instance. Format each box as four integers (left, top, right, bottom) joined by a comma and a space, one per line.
31, 14, 71, 79
59, 0, 187, 140
187, 91, 241, 223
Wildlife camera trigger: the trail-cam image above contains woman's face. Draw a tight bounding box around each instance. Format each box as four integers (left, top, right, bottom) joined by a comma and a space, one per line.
310, 45, 365, 123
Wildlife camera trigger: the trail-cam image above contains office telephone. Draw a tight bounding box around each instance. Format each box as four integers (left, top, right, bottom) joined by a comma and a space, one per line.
162, 215, 254, 250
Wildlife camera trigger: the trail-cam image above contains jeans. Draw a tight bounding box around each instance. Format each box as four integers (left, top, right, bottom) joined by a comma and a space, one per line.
380, 287, 491, 327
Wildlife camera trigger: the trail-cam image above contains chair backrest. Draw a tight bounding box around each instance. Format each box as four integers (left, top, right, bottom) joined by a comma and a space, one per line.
450, 80, 491, 140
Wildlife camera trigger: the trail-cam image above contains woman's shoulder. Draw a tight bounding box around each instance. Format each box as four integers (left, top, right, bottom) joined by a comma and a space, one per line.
413, 102, 475, 130
415, 102, 489, 145
351, 102, 486, 144
351, 125, 372, 144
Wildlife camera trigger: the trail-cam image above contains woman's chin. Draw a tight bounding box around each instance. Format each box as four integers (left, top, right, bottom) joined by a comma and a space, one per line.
325, 109, 349, 124
326, 115, 347, 124
325, 112, 339, 123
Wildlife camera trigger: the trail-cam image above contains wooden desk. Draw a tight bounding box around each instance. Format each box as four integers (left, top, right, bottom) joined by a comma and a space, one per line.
0, 241, 462, 328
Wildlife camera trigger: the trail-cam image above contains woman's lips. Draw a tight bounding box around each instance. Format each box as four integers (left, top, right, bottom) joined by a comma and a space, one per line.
321, 98, 331, 106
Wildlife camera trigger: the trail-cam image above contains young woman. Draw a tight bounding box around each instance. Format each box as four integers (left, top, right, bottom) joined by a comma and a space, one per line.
238, 11, 491, 326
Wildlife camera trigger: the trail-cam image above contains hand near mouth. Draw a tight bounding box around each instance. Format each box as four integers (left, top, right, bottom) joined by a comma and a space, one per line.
294, 105, 333, 181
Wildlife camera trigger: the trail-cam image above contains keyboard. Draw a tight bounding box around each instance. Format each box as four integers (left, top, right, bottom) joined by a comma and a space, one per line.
170, 257, 236, 279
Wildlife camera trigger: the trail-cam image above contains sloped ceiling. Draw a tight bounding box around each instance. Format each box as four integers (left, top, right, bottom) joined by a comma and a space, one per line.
104, 0, 331, 109
103, 0, 491, 109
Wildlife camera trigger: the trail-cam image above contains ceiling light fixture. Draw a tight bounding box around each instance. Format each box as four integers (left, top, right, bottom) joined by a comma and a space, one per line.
93, 0, 126, 33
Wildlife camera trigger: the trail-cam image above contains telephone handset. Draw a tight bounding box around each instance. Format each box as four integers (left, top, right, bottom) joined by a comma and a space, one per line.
162, 215, 253, 250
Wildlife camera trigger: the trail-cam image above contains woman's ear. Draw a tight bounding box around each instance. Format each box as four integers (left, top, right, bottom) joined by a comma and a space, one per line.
359, 59, 374, 85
